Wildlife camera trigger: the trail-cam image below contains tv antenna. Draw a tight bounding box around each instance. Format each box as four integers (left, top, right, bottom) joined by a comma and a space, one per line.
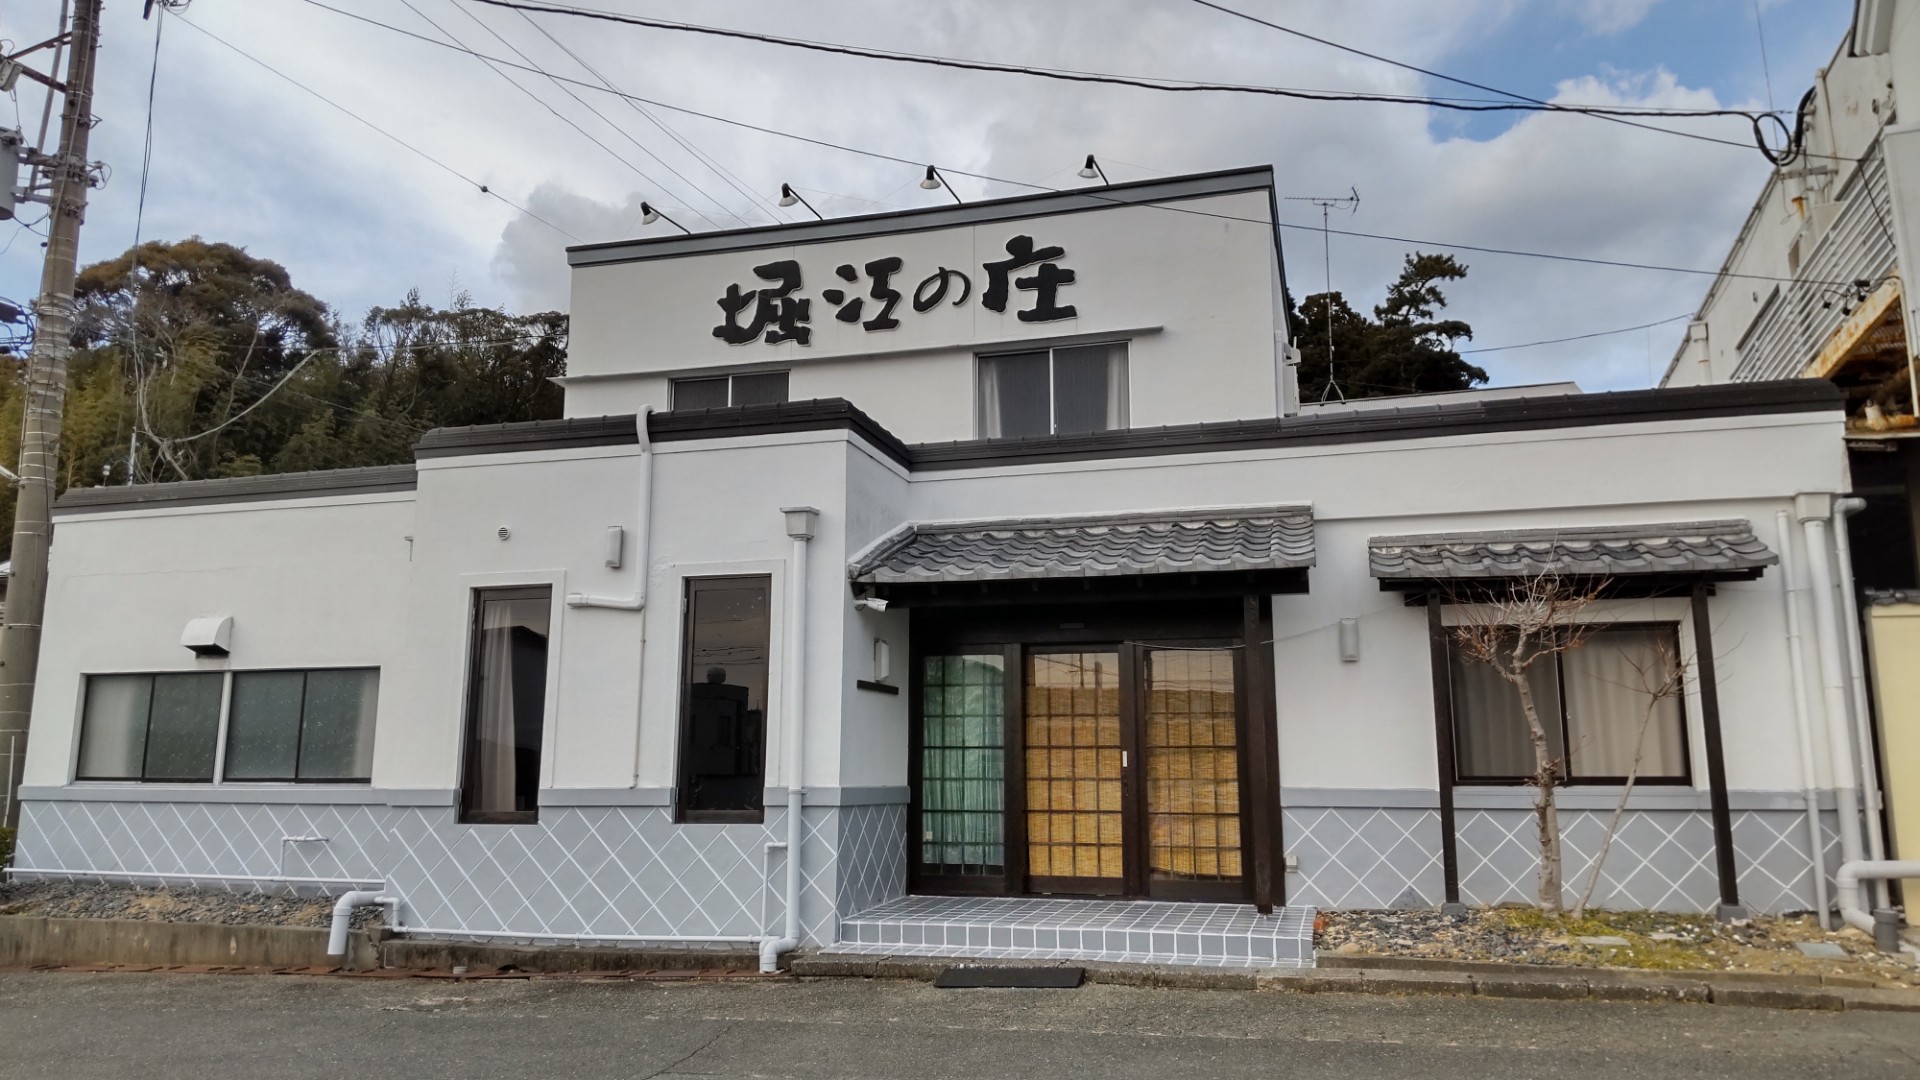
1284, 187, 1360, 402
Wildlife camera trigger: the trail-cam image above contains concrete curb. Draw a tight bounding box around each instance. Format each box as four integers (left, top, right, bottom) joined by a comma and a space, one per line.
0, 915, 382, 970
382, 939, 762, 974
798, 952, 1920, 1012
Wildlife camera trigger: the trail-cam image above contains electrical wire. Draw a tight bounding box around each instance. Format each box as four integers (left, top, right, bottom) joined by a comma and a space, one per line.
289, 0, 1873, 290
468, 0, 1787, 123
170, 14, 580, 242
502, 5, 780, 225
1185, 0, 1844, 164
1458, 313, 1692, 354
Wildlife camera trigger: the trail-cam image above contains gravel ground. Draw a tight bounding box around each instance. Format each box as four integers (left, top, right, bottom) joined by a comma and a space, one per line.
1317, 906, 1919, 987
0, 879, 382, 929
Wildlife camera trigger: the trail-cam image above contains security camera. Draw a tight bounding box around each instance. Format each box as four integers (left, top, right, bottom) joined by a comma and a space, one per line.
853, 596, 889, 613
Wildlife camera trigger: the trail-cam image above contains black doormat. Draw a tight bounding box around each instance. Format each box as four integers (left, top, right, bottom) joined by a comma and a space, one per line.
933, 965, 1085, 989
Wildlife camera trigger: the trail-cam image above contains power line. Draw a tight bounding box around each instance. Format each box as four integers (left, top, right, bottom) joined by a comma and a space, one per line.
1458, 313, 1692, 354
466, 0, 1785, 123
170, 13, 581, 241
396, 0, 727, 230
1184, 0, 1835, 162
502, 6, 781, 226
293, 0, 1874, 291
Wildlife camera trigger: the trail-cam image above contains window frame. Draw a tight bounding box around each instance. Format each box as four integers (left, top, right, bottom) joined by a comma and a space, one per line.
674, 573, 775, 825
73, 667, 379, 785
221, 667, 381, 784
458, 584, 556, 825
670, 369, 790, 410
1449, 621, 1693, 787
975, 340, 1130, 438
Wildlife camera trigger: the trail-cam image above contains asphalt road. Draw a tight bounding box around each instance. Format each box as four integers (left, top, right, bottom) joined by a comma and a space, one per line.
1, 970, 1917, 1080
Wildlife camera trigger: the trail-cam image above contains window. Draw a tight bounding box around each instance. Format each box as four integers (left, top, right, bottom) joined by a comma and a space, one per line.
676, 576, 772, 823
1450, 625, 1689, 784
977, 342, 1127, 438
460, 587, 552, 823
919, 653, 1006, 879
225, 669, 379, 782
76, 673, 225, 782
672, 370, 789, 410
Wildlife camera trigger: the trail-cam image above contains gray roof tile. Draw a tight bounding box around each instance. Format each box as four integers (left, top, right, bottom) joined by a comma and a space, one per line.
1368, 520, 1776, 580
849, 505, 1315, 585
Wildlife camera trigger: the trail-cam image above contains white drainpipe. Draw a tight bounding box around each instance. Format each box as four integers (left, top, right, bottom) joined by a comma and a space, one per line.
1798, 496, 1867, 883
567, 408, 655, 613
1775, 510, 1832, 928
762, 506, 818, 974
326, 889, 394, 957
1836, 860, 1920, 958
1832, 498, 1891, 907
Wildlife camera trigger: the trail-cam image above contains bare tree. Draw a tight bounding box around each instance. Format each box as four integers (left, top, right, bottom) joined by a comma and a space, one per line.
1448, 572, 1608, 915
1570, 638, 1689, 919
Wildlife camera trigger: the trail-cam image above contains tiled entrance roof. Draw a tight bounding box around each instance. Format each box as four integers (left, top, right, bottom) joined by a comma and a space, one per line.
849, 505, 1315, 585
1367, 520, 1777, 580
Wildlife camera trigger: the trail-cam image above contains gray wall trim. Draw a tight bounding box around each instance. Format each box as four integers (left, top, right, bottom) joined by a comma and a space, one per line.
566, 167, 1276, 267
1280, 787, 1832, 812
18, 784, 390, 805
763, 785, 911, 807
53, 464, 418, 516
539, 787, 676, 807
414, 415, 640, 459
382, 789, 460, 807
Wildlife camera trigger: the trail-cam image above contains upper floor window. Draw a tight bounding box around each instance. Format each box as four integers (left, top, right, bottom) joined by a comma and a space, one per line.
977, 342, 1127, 439
1449, 624, 1689, 785
673, 370, 789, 410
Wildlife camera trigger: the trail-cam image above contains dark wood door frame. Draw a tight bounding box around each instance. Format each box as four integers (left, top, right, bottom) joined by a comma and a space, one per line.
907, 596, 1282, 907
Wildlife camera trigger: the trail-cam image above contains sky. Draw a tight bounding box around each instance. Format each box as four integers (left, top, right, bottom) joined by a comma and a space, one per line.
0, 0, 1859, 392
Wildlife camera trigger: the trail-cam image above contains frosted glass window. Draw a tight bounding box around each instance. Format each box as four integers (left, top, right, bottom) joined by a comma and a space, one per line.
225, 669, 378, 782
76, 675, 154, 780
139, 674, 224, 781
919, 654, 1006, 877
299, 669, 379, 780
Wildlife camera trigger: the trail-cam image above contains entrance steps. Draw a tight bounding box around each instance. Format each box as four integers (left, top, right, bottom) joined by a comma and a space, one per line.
828, 895, 1315, 968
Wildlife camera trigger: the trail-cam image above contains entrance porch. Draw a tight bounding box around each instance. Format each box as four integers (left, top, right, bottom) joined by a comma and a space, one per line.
828, 895, 1315, 968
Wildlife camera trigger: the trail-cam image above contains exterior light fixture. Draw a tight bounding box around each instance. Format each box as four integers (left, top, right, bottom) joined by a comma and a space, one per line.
919, 165, 963, 205
1077, 154, 1109, 184
639, 201, 689, 234
778, 183, 823, 220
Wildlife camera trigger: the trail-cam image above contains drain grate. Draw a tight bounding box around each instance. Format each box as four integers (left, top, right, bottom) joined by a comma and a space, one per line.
934, 965, 1084, 989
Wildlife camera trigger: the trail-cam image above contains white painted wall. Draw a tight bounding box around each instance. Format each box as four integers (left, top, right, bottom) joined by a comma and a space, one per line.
564, 190, 1283, 441
21, 495, 416, 788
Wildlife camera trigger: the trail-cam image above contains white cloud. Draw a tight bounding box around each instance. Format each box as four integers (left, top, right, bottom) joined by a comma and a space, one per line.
1564, 0, 1667, 35
0, 0, 1778, 392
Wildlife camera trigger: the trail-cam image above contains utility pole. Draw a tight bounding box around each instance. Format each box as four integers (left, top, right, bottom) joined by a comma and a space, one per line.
0, 0, 104, 830
1283, 188, 1359, 403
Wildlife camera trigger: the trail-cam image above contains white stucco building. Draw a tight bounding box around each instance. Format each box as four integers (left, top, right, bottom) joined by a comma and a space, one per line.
6, 167, 1869, 968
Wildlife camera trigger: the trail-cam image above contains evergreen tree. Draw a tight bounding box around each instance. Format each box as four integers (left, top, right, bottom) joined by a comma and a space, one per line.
1288, 252, 1487, 401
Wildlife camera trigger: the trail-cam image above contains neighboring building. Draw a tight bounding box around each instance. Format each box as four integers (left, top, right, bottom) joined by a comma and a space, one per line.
1663, 0, 1918, 892
5, 167, 1863, 968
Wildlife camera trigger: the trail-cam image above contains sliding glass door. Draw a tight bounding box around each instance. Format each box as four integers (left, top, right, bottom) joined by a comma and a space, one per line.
911, 634, 1251, 902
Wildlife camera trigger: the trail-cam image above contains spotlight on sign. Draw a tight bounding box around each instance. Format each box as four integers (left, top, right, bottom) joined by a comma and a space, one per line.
1077, 154, 1108, 184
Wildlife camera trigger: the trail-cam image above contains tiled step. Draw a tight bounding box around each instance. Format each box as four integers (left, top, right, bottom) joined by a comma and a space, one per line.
828, 895, 1315, 969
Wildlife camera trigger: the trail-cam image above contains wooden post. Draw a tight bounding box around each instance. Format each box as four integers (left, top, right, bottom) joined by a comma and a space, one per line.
1242, 594, 1284, 912
1427, 590, 1464, 912
1691, 580, 1745, 918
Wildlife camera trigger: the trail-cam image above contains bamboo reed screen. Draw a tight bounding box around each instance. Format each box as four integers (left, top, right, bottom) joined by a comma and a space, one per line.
1024, 652, 1124, 881
1144, 648, 1242, 881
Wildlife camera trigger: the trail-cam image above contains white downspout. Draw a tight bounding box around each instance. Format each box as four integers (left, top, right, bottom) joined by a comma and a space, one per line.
1836, 860, 1920, 957
1832, 498, 1891, 907
567, 408, 654, 612
1776, 510, 1832, 928
1798, 496, 1868, 919
326, 889, 393, 958
762, 506, 818, 974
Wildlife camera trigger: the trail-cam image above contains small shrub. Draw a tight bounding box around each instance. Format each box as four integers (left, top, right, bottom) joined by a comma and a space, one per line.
0, 825, 13, 868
